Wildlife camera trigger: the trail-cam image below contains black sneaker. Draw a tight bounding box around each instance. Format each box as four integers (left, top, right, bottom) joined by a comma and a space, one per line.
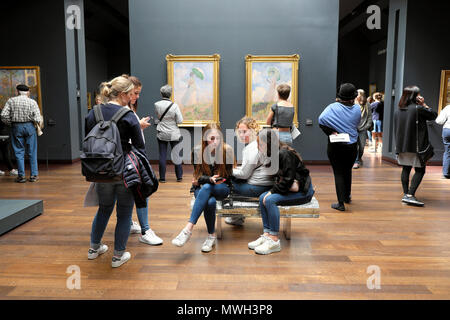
159, 179, 166, 183
29, 176, 39, 182
15, 176, 27, 183
331, 203, 345, 211
176, 178, 183, 182
402, 195, 424, 207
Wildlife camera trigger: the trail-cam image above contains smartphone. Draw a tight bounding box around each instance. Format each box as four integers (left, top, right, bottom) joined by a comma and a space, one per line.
215, 177, 225, 182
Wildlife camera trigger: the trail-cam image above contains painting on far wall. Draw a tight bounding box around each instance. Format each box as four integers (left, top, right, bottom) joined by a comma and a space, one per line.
245, 54, 299, 126
438, 70, 450, 114
166, 54, 220, 126
0, 66, 42, 113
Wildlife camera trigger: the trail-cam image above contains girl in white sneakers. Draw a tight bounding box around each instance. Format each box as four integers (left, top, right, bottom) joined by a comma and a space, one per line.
249, 129, 314, 255
172, 123, 235, 252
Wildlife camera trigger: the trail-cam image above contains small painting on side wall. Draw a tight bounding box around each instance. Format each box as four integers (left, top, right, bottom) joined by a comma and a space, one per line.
438, 70, 450, 114
0, 66, 42, 113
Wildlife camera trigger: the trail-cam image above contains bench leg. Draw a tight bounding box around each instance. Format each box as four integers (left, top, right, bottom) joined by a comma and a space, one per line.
216, 214, 222, 239
283, 217, 291, 240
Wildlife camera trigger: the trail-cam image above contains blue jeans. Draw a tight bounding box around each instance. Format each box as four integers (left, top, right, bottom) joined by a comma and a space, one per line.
157, 138, 183, 180
190, 183, 230, 234
259, 183, 314, 236
443, 128, 450, 178
372, 120, 383, 133
135, 198, 149, 233
91, 182, 134, 256
11, 122, 38, 177
232, 181, 272, 197
278, 131, 293, 145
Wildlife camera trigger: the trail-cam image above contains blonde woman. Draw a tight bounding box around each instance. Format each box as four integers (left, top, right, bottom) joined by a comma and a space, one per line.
226, 117, 275, 226
84, 75, 145, 268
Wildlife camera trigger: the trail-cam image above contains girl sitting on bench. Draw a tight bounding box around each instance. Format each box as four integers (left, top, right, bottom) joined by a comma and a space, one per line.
249, 128, 314, 255
171, 123, 235, 252
226, 117, 275, 226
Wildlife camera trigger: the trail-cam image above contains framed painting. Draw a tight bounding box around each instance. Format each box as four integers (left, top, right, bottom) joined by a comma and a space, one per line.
166, 54, 220, 127
0, 66, 42, 113
245, 54, 299, 126
438, 70, 450, 114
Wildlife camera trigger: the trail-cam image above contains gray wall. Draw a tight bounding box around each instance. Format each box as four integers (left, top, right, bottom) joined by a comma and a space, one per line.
383, 0, 450, 162
129, 0, 339, 161
403, 0, 450, 161
0, 0, 87, 162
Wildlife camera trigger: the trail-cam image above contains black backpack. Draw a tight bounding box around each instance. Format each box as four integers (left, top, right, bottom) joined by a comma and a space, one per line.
81, 105, 131, 182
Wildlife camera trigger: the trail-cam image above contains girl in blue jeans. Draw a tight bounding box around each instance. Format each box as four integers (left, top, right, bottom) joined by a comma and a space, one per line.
248, 129, 314, 255
172, 123, 235, 252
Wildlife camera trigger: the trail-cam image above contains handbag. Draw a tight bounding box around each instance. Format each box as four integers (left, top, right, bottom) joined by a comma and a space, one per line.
34, 117, 44, 136
415, 105, 434, 166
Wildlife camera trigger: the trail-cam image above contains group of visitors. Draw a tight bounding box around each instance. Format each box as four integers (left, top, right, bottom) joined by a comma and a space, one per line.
1, 75, 447, 268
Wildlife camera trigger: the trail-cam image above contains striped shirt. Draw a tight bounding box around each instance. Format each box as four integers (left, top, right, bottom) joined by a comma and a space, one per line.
1, 95, 41, 126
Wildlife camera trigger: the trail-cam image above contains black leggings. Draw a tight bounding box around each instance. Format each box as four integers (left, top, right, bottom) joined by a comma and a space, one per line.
401, 166, 426, 196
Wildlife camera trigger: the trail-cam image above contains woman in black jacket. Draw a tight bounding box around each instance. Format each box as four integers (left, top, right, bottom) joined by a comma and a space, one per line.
394, 86, 437, 206
248, 128, 314, 255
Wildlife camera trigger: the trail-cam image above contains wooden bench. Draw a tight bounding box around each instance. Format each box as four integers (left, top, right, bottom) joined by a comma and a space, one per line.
190, 195, 320, 240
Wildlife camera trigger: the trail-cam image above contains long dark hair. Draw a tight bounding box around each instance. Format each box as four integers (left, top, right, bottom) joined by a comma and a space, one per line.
398, 86, 420, 109
194, 123, 235, 179
257, 128, 303, 166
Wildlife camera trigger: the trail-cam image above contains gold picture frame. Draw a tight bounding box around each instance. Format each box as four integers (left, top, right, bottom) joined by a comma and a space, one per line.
438, 70, 450, 114
0, 66, 42, 114
166, 54, 220, 127
245, 54, 299, 126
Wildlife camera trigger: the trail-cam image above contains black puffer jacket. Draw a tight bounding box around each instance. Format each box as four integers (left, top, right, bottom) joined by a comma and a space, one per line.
271, 147, 312, 195
123, 146, 158, 208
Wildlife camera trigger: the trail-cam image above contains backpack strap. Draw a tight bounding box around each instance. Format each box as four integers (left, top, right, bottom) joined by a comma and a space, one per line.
111, 107, 132, 123
93, 105, 104, 123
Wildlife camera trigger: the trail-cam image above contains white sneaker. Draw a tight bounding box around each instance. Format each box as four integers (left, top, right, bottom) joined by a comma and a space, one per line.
88, 244, 108, 259
254, 238, 281, 255
130, 220, 141, 234
111, 252, 131, 268
172, 229, 192, 247
139, 229, 163, 245
201, 235, 216, 252
248, 235, 269, 250
225, 216, 245, 226
9, 169, 18, 176
0, 170, 5, 176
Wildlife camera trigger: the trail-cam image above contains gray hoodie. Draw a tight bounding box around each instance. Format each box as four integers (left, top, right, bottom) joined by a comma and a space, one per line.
154, 99, 183, 141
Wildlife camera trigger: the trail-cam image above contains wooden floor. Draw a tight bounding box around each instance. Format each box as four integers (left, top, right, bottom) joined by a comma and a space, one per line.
0, 149, 449, 300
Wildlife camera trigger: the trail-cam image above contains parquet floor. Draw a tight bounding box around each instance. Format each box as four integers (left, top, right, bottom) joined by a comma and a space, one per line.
0, 149, 449, 300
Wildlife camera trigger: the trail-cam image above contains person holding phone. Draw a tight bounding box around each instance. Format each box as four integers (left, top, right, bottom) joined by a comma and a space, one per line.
171, 123, 235, 252
394, 86, 437, 206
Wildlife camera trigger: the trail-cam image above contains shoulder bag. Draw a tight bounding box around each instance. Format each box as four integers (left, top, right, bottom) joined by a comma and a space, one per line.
153, 101, 174, 125
416, 105, 434, 166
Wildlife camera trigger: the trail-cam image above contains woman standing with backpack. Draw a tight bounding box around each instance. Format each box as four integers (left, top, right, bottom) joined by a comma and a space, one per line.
84, 75, 145, 268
